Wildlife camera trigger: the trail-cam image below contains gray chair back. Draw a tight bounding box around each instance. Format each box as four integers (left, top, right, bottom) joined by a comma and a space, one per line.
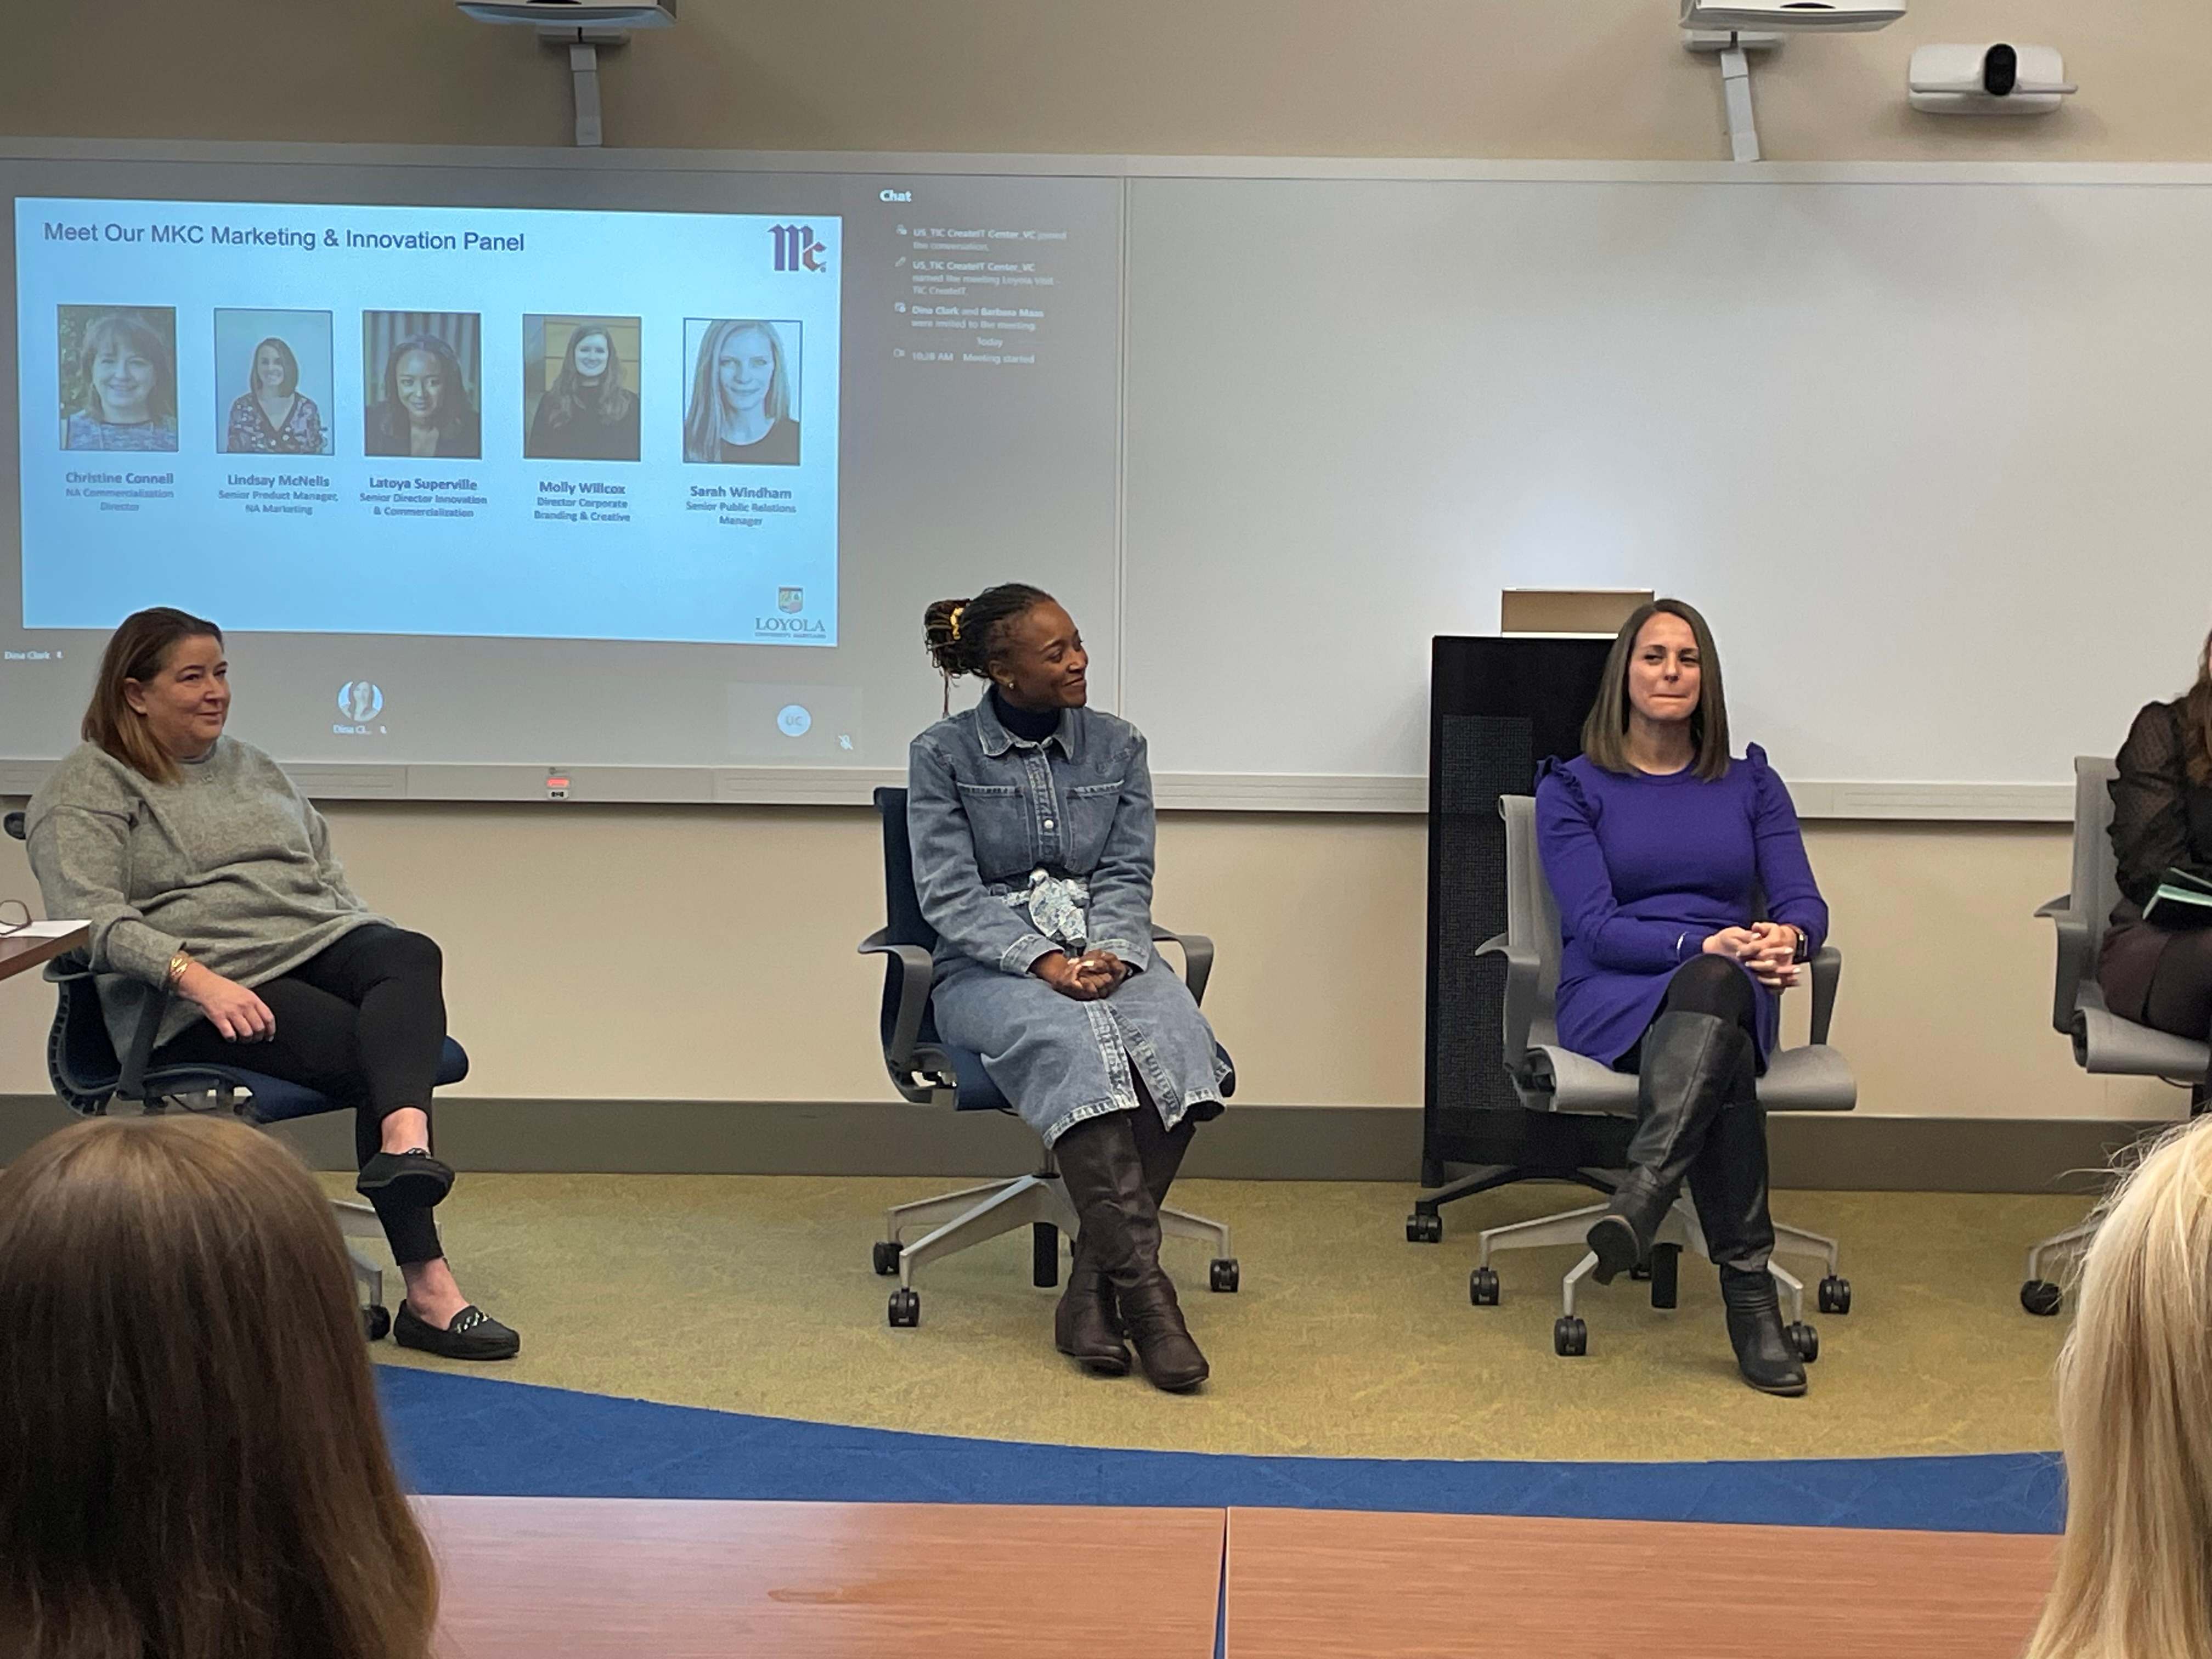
2070, 756, 2121, 958
1500, 794, 1562, 1049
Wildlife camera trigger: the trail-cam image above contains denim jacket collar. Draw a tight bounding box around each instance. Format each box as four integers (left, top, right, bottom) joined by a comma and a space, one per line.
975, 692, 1080, 761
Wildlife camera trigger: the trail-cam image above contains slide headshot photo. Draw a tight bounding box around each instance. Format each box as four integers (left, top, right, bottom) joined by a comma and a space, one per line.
363, 312, 481, 459
58, 306, 179, 452
216, 308, 334, 456
524, 315, 641, 462
682, 318, 802, 466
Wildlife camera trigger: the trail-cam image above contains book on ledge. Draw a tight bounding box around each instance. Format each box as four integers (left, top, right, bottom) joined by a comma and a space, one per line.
2145, 867, 2212, 929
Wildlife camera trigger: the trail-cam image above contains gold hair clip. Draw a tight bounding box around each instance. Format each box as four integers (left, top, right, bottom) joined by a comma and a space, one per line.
949, 604, 966, 642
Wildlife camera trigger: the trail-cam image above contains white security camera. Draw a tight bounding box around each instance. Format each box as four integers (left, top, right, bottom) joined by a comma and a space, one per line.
1909, 44, 2075, 114
1680, 0, 1904, 33
455, 0, 676, 29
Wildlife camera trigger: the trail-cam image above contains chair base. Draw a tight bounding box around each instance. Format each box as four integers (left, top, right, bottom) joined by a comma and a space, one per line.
876, 1149, 1237, 1327
1472, 1189, 1844, 1347
331, 1198, 391, 1336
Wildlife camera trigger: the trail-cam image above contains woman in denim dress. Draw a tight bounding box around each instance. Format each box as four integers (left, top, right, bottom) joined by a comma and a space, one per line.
908, 584, 1231, 1391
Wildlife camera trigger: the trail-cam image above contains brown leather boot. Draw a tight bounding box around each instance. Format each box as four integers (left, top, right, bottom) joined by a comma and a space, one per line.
1054, 1113, 1209, 1392
1054, 1238, 1130, 1375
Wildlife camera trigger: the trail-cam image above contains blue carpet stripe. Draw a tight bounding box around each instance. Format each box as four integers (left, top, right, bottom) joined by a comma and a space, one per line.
377, 1367, 2067, 1536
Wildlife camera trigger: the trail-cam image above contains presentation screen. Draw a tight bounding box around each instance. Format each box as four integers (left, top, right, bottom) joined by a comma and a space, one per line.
0, 155, 1122, 792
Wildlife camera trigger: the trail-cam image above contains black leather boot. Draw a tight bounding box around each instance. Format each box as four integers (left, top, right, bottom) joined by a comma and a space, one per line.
1054, 1113, 1209, 1392
1718, 1267, 1807, 1397
1690, 1098, 1803, 1395
1586, 1012, 1750, 1283
1053, 1241, 1129, 1375
1131, 1104, 1197, 1210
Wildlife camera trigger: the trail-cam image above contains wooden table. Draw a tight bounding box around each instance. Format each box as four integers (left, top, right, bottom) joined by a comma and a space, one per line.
419, 1497, 1227, 1658
0, 924, 86, 985
1221, 1507, 2059, 1659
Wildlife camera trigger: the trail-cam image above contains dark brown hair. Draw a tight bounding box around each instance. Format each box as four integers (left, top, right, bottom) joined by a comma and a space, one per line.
0, 1115, 437, 1659
922, 583, 1054, 693
2186, 625, 2212, 789
82, 606, 223, 786
1580, 597, 1732, 782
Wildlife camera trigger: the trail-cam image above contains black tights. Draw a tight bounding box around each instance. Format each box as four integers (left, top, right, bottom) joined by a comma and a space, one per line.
152, 924, 448, 1265
2143, 929, 2212, 1046
1613, 953, 1760, 1075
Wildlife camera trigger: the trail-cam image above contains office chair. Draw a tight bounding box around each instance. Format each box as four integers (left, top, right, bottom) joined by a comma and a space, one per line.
1433, 794, 1854, 1359
4, 809, 467, 1340
857, 786, 1237, 1330
2024, 757, 2211, 1314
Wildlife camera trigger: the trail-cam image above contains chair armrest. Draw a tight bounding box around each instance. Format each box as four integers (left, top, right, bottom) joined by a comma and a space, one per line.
1808, 944, 1842, 1047
1476, 931, 1541, 1065
1150, 924, 1214, 1008
857, 928, 936, 1073
116, 982, 173, 1099
2035, 894, 2091, 1038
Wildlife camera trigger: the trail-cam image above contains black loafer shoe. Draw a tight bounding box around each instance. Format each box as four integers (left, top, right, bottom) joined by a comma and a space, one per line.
393, 1301, 521, 1362
356, 1149, 455, 1209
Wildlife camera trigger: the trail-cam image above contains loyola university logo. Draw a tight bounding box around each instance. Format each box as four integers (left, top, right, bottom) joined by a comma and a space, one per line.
771, 224, 828, 273
778, 587, 804, 614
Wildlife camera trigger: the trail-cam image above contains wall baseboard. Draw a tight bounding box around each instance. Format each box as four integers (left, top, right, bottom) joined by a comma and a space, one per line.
0, 1096, 2174, 1194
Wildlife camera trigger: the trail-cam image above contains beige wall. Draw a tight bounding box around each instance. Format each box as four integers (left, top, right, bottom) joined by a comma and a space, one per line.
0, 809, 2176, 1121
4, 1, 2210, 162
2, 0, 2202, 1122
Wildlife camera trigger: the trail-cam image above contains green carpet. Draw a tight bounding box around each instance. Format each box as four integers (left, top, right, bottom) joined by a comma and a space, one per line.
340, 1175, 2085, 1463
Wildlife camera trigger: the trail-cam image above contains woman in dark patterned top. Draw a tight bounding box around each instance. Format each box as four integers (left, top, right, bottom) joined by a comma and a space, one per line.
2100, 625, 2212, 1046
224, 336, 328, 454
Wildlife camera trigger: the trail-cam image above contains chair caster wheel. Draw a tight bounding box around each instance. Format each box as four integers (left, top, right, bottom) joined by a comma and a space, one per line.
1553, 1316, 1587, 1357
1406, 1212, 1443, 1244
1629, 1261, 1652, 1282
363, 1304, 391, 1342
1210, 1258, 1240, 1293
1469, 1267, 1500, 1306
2021, 1279, 2063, 1317
887, 1288, 921, 1328
872, 1240, 901, 1277
1788, 1321, 1819, 1363
1818, 1275, 1852, 1316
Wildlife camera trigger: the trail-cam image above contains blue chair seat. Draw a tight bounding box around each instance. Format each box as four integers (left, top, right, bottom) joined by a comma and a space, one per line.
155, 1039, 472, 1126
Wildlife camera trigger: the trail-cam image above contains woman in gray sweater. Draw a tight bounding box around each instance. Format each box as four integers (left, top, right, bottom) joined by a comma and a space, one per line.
26, 607, 517, 1361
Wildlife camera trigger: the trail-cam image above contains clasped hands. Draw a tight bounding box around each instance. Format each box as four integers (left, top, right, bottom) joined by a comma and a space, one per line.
1702, 922, 1802, 990
1033, 948, 1131, 1001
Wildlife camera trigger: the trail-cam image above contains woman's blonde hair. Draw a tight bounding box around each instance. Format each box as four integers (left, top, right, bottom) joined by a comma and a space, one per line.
1579, 597, 1732, 782
81, 605, 222, 785
0, 1115, 437, 1659
2026, 1116, 2212, 1659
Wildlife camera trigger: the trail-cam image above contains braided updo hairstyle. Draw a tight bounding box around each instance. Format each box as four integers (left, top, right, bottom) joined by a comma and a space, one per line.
923, 583, 1054, 710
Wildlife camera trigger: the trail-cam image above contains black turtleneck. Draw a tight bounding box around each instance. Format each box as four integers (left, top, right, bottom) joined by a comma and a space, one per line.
991, 687, 1062, 744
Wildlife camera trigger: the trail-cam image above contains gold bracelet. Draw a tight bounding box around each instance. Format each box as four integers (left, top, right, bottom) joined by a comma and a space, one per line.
167, 950, 191, 986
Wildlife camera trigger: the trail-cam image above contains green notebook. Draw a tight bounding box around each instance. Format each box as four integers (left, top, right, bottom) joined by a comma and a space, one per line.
2145, 866, 2212, 929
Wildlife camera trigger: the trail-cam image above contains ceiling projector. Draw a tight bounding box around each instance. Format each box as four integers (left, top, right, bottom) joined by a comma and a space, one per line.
455, 0, 676, 26
1680, 0, 1904, 31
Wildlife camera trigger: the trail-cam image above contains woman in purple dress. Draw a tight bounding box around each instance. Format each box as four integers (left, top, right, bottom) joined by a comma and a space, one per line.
1535, 599, 1828, 1396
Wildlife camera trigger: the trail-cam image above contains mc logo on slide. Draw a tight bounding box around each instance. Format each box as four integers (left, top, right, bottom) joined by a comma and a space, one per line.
771, 224, 828, 273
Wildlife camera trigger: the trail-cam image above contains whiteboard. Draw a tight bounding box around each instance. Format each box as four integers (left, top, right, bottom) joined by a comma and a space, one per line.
1122, 171, 2212, 803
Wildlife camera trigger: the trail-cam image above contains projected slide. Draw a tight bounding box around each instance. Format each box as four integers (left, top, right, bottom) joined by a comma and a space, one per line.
14, 198, 842, 646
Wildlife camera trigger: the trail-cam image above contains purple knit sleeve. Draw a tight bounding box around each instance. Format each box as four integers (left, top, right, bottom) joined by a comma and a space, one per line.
1743, 745, 1828, 951
1535, 760, 1693, 973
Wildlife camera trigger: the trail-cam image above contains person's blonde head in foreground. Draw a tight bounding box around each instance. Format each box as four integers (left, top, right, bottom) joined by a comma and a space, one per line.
2027, 1115, 2212, 1659
0, 1114, 435, 1659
